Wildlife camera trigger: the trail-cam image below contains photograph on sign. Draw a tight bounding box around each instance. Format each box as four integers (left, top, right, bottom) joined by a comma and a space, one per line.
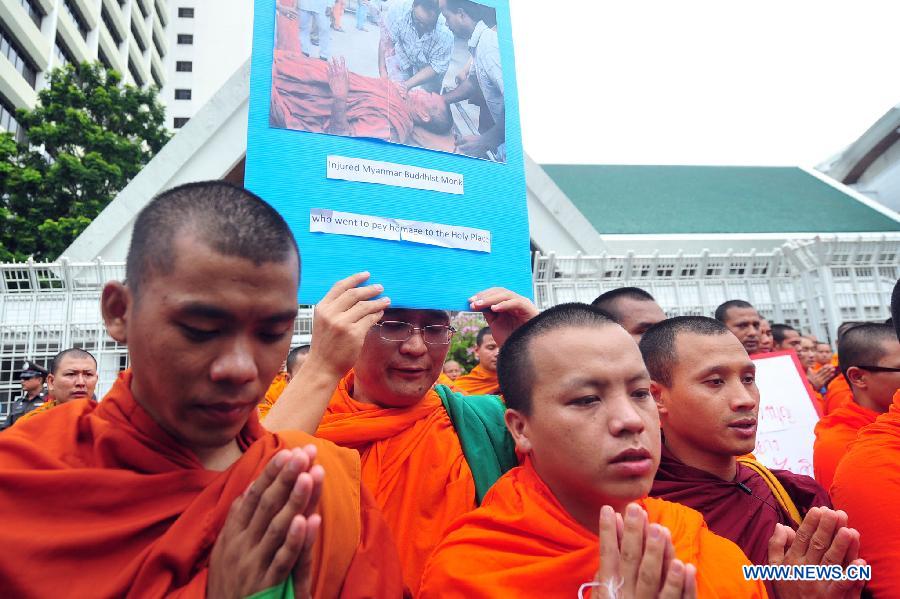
269, 0, 506, 162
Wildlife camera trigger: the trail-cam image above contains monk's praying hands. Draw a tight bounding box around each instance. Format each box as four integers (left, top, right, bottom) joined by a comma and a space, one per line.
208, 446, 324, 599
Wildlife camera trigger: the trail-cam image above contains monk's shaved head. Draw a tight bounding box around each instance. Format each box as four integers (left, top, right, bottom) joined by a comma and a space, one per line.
50, 348, 97, 374
126, 181, 299, 296
639, 316, 732, 387
499, 303, 616, 415
591, 287, 656, 318
713, 300, 754, 323
838, 323, 898, 379
286, 345, 310, 375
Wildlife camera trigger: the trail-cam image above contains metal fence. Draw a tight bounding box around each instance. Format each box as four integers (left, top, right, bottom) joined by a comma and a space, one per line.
533, 235, 900, 341
2, 235, 897, 416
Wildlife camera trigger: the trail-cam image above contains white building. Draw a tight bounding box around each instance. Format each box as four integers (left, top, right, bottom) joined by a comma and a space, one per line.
162, 0, 252, 130
0, 0, 169, 138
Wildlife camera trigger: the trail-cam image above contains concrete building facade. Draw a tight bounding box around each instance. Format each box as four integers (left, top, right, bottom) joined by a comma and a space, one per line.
0, 0, 170, 138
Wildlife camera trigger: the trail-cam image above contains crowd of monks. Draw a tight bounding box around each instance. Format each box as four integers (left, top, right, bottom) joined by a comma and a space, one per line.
1, 180, 899, 598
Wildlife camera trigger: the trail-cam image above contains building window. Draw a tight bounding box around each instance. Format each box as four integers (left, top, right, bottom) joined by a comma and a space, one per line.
61, 0, 90, 40
17, 0, 44, 28
152, 31, 164, 57
54, 37, 76, 68
0, 96, 23, 141
177, 34, 193, 44
174, 88, 191, 100
0, 26, 38, 88
173, 117, 189, 128
178, 7, 194, 18
98, 48, 113, 70
175, 61, 192, 72
128, 59, 144, 86
131, 23, 147, 52
101, 6, 124, 45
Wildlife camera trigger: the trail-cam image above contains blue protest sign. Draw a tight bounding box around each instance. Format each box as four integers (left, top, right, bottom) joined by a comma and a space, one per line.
246, 0, 531, 310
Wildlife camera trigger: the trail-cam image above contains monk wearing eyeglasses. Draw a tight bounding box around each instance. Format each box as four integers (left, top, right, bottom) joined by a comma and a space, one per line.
264, 279, 536, 593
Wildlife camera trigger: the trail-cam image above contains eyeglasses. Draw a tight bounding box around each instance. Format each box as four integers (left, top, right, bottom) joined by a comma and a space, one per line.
855, 365, 900, 373
373, 321, 456, 345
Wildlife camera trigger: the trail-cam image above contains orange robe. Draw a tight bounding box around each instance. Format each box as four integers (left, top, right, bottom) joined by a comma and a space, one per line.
316, 370, 476, 594
453, 364, 500, 396
823, 374, 853, 415
0, 370, 405, 599
813, 400, 878, 493
831, 390, 900, 598
419, 458, 766, 598
14, 398, 60, 424
258, 371, 289, 420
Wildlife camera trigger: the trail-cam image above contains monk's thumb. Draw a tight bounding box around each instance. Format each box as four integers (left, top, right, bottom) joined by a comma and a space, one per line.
767, 524, 789, 564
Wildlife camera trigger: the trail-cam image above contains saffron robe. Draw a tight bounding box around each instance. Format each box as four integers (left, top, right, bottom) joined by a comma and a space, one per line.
315, 370, 478, 594
0, 370, 405, 599
651, 445, 830, 566
419, 457, 767, 598
823, 374, 853, 415
258, 371, 289, 420
813, 400, 878, 493
831, 390, 900, 598
453, 363, 500, 396
270, 50, 417, 143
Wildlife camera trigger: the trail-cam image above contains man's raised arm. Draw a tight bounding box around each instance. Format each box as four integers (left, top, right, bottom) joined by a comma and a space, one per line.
263, 272, 389, 434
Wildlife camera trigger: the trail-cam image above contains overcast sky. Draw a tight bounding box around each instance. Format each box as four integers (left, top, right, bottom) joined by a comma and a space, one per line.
510, 1, 900, 166
209, 0, 900, 168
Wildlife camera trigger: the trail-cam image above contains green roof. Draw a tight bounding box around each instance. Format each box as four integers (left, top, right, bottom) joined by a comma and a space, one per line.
541, 165, 900, 234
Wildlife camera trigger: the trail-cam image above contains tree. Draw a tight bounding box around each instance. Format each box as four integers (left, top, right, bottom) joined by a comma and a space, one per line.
0, 62, 170, 261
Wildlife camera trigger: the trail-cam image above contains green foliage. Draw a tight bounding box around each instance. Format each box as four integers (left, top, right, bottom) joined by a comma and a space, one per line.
0, 62, 170, 261
447, 312, 487, 373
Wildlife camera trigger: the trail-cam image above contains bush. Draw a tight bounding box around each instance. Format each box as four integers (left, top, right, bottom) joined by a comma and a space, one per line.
447, 312, 487, 373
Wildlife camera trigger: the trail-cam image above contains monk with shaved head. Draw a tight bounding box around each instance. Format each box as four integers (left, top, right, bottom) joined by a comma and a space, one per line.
264, 280, 530, 592
645, 316, 865, 599
420, 304, 766, 598
814, 323, 899, 492
15, 348, 99, 425
592, 286, 666, 342
831, 281, 900, 597
714, 300, 762, 354
0, 181, 404, 597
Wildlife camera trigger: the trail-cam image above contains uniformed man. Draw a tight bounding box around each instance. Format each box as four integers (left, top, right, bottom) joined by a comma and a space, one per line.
2, 361, 49, 430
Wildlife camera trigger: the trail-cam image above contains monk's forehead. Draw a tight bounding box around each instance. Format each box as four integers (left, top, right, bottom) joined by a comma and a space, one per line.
383, 308, 450, 324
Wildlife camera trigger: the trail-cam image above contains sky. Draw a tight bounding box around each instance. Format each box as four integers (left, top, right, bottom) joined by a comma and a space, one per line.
205, 0, 900, 168
510, 1, 900, 166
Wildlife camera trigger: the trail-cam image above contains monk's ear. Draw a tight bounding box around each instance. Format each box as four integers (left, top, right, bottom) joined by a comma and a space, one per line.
846, 366, 866, 389
101, 281, 131, 344
650, 381, 668, 415
504, 408, 532, 455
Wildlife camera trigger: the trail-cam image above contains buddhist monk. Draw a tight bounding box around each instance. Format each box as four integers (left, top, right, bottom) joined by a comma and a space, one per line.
442, 359, 462, 381
260, 345, 312, 420
453, 326, 501, 395
264, 280, 533, 592
831, 280, 900, 598
814, 323, 899, 492
803, 337, 838, 394
815, 342, 834, 370
772, 323, 803, 353
714, 299, 762, 354
0, 181, 405, 598
759, 319, 774, 353
419, 303, 766, 598
591, 286, 667, 342
823, 323, 866, 415
15, 348, 99, 424
644, 316, 865, 599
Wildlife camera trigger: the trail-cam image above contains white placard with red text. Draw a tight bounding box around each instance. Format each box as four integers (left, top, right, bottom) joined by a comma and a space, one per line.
750, 350, 820, 477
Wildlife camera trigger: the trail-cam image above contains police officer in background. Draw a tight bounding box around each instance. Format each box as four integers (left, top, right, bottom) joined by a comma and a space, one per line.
2, 361, 49, 430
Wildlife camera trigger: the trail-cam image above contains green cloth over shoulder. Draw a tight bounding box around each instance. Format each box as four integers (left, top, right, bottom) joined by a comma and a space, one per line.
436, 384, 518, 504
246, 577, 294, 599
